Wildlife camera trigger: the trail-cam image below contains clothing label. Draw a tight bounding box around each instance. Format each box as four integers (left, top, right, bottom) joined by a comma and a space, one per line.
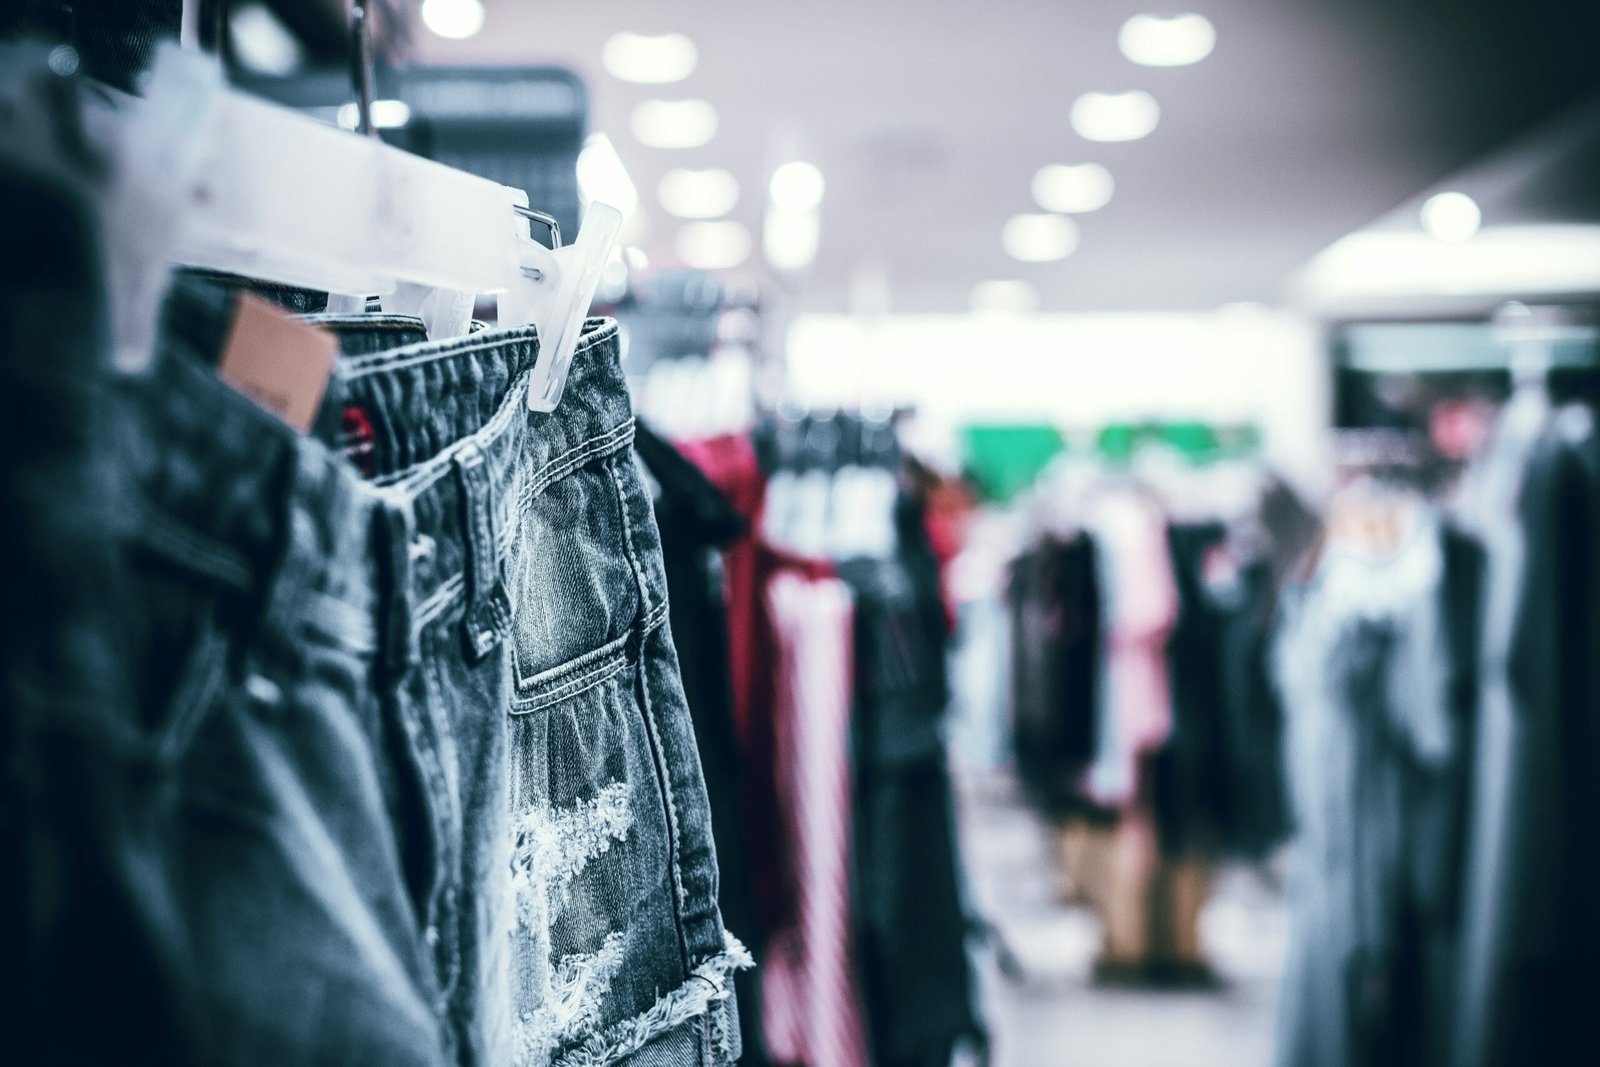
217, 293, 338, 433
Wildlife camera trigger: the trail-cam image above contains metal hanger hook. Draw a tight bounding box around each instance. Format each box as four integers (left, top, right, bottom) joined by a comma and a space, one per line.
350, 1, 377, 138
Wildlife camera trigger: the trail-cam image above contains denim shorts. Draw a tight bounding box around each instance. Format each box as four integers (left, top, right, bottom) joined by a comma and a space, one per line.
310, 312, 749, 1065
499, 319, 749, 1066
114, 280, 453, 1064
306, 310, 535, 1065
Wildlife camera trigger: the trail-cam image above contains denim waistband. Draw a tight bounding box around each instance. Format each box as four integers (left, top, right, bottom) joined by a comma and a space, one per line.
128, 283, 385, 669
148, 275, 632, 666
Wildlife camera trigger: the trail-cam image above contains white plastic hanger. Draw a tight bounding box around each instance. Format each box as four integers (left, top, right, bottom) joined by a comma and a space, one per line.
93, 41, 620, 410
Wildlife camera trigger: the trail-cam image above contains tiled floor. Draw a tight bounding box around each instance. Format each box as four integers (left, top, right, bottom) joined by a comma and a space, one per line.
956, 777, 1287, 1067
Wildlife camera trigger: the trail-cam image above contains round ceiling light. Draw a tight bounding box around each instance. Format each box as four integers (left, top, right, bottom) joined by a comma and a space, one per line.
971, 280, 1041, 314
1420, 191, 1482, 243
1002, 214, 1081, 262
601, 32, 698, 84
658, 168, 740, 219
1070, 91, 1160, 142
676, 220, 752, 270
1032, 163, 1115, 214
1119, 14, 1216, 67
420, 0, 485, 41
769, 161, 826, 212
630, 99, 719, 149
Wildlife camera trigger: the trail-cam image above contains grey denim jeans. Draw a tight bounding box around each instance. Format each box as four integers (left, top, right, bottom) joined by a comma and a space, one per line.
113, 279, 454, 1065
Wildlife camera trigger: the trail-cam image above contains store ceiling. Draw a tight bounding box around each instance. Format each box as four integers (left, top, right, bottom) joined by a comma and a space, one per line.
411, 0, 1600, 314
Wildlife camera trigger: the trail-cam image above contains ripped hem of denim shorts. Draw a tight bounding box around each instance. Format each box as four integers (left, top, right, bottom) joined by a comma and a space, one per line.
552, 934, 755, 1067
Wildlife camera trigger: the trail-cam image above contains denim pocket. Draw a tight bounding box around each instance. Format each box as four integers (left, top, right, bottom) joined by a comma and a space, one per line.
507, 451, 641, 692
506, 657, 687, 1063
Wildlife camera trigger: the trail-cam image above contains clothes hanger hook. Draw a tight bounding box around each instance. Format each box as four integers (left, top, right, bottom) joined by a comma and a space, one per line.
350, 1, 377, 138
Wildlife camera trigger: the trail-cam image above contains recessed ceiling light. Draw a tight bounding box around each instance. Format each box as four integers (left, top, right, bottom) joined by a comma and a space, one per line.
769, 161, 826, 212
765, 209, 821, 271
601, 32, 698, 84
1032, 163, 1115, 214
420, 0, 485, 41
971, 280, 1040, 314
676, 220, 751, 270
630, 99, 718, 149
576, 133, 639, 218
1420, 191, 1481, 243
336, 99, 411, 130
658, 168, 740, 219
1071, 91, 1160, 142
1119, 14, 1216, 67
1002, 214, 1080, 262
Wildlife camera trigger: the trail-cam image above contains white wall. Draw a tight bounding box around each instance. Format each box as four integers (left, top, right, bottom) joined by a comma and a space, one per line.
784, 307, 1331, 495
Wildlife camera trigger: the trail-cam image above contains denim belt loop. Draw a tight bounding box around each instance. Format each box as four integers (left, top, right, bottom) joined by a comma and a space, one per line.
375, 493, 420, 677
452, 440, 507, 662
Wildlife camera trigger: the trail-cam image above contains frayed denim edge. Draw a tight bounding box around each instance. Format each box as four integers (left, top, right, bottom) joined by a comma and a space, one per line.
553, 935, 755, 1067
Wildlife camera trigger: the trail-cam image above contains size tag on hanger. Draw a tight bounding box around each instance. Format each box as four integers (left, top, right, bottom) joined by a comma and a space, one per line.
218, 294, 338, 433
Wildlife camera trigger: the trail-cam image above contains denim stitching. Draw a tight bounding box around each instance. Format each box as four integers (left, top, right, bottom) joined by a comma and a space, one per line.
511, 639, 632, 713
520, 420, 635, 506
607, 454, 694, 956
414, 574, 466, 630
373, 374, 528, 494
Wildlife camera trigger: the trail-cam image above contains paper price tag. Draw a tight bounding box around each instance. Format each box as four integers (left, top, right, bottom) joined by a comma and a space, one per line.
217, 293, 337, 433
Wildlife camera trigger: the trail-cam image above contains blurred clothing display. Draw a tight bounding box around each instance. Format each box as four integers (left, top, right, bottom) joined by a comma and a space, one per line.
1453, 399, 1600, 1067
677, 411, 985, 1067
1273, 512, 1482, 1067
1002, 453, 1295, 983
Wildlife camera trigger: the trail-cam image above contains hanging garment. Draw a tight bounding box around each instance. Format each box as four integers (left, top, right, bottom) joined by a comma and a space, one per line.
1006, 534, 1103, 820
302, 307, 537, 1065
1273, 517, 1482, 1067
0, 0, 178, 92
1454, 407, 1600, 1067
633, 422, 768, 1067
2, 149, 199, 1065
104, 273, 456, 1066
1086, 490, 1178, 807
760, 569, 869, 1067
839, 531, 985, 1067
499, 322, 748, 1066
678, 433, 800, 939
1153, 522, 1232, 857
1212, 554, 1291, 858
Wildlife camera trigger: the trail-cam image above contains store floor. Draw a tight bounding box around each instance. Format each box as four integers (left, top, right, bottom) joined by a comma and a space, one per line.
956, 776, 1287, 1067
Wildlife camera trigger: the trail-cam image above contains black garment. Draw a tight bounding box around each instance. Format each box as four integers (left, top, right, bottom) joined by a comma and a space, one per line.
633, 422, 767, 1066
1, 146, 195, 1062
838, 506, 983, 1067
1457, 410, 1600, 1067
0, 0, 181, 93
1213, 556, 1290, 858
1153, 522, 1232, 856
1006, 534, 1102, 820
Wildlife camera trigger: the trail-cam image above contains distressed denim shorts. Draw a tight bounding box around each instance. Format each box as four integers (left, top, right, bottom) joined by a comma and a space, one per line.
307, 311, 536, 1065
500, 319, 749, 1066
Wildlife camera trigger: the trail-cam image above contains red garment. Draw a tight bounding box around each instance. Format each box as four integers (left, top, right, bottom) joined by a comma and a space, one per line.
760, 571, 868, 1067
677, 434, 829, 936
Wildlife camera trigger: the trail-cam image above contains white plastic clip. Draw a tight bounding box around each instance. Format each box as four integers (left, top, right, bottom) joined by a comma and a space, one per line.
501, 202, 624, 412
